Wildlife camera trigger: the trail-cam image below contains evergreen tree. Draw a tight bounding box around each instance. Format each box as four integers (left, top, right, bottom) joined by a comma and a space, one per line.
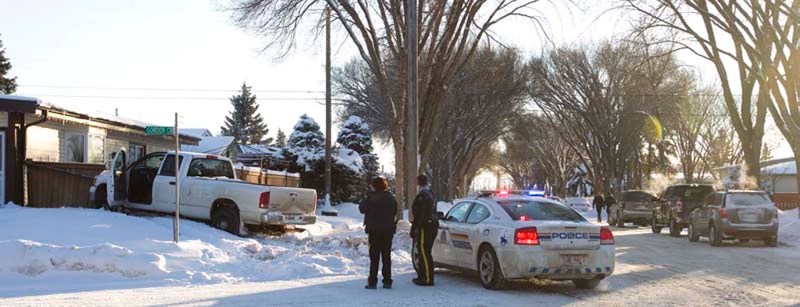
220, 83, 271, 144
0, 34, 17, 94
274, 129, 287, 148
287, 114, 365, 203
286, 114, 325, 172
336, 115, 379, 179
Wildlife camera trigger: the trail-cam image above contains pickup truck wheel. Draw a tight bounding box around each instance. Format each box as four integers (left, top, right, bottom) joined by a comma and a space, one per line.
651, 214, 662, 234
668, 216, 682, 237
212, 206, 241, 236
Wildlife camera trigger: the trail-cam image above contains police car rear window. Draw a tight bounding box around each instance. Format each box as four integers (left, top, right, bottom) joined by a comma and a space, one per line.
497, 200, 586, 222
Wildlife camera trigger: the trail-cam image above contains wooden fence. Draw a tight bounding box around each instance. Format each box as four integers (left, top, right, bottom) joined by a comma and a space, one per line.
774, 193, 800, 211
25, 161, 105, 208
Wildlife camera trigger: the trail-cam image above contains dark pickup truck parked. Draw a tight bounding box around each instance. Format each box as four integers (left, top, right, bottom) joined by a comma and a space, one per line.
651, 184, 715, 237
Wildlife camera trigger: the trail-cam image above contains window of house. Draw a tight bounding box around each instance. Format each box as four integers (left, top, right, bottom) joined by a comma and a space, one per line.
129, 143, 146, 163
64, 133, 86, 163
88, 134, 105, 164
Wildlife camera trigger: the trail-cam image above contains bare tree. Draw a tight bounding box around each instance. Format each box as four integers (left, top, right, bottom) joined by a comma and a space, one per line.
336, 47, 528, 200
625, 0, 782, 185
671, 86, 721, 183
500, 114, 578, 197
232, 0, 553, 213
528, 41, 687, 194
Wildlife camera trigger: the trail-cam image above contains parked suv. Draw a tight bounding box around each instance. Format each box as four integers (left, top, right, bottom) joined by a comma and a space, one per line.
608, 190, 658, 227
688, 191, 779, 247
651, 184, 715, 237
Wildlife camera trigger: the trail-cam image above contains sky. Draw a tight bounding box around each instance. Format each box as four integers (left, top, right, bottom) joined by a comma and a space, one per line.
0, 0, 792, 174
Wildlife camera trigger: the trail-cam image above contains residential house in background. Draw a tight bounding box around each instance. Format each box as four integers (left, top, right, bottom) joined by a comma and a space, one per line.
1, 95, 200, 206
713, 157, 798, 194
180, 128, 239, 157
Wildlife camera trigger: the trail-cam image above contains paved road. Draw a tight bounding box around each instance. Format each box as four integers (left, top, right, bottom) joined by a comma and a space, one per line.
3, 227, 799, 306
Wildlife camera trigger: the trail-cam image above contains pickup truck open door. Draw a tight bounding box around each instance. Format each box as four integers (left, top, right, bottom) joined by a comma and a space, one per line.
107, 148, 127, 208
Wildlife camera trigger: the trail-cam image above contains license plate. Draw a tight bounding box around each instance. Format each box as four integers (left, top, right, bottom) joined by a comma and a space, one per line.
740, 214, 758, 223
561, 255, 584, 266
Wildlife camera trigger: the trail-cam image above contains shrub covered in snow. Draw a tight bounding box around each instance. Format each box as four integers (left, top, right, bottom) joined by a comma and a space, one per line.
337, 115, 380, 200
286, 114, 366, 203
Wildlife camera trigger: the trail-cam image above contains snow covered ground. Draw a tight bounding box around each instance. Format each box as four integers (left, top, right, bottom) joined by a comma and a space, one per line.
1, 203, 799, 306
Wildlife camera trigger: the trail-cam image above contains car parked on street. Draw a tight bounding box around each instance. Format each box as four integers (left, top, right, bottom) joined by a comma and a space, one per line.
687, 190, 779, 247
651, 184, 715, 237
90, 150, 318, 236
565, 197, 592, 212
608, 190, 658, 227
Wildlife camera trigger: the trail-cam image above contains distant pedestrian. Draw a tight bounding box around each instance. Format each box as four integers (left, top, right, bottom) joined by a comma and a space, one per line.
411, 174, 438, 286
359, 177, 398, 290
605, 194, 617, 224
593, 194, 605, 222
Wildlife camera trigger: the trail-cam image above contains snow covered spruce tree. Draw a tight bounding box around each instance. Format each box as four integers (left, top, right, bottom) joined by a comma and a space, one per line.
336, 116, 379, 199
220, 82, 271, 144
286, 114, 364, 203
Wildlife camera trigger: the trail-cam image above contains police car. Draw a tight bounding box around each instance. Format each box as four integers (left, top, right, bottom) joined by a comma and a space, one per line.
430, 190, 615, 290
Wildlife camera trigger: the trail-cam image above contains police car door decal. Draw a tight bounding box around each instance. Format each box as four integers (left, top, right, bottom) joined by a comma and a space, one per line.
449, 232, 472, 250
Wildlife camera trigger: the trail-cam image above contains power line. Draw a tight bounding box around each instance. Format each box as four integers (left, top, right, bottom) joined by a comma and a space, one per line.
17, 84, 325, 94
26, 94, 334, 101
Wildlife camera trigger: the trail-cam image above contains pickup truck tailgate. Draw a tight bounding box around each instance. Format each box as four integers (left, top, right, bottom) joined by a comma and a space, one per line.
266, 187, 317, 214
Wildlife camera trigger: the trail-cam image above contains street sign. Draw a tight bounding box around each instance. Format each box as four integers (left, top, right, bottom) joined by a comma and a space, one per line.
145, 126, 174, 136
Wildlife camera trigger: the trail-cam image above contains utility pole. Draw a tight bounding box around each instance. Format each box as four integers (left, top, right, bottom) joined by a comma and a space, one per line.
405, 0, 418, 221
324, 6, 333, 208
173, 112, 180, 243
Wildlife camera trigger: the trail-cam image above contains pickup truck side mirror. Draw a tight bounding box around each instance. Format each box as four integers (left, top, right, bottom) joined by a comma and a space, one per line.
436, 211, 445, 220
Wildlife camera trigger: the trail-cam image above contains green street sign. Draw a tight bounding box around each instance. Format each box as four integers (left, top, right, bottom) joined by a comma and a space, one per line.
145, 126, 175, 136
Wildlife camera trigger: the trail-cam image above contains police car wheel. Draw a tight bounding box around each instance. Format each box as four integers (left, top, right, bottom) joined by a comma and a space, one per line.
572, 277, 602, 290
478, 246, 505, 290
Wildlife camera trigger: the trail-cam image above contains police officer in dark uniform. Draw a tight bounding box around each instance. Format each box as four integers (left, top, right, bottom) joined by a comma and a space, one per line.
411, 174, 438, 286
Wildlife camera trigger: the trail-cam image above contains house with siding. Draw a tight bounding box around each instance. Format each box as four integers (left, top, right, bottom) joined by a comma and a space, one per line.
1, 94, 200, 205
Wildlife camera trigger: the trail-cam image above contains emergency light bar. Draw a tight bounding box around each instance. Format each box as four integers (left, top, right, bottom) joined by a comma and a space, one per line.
477, 190, 548, 197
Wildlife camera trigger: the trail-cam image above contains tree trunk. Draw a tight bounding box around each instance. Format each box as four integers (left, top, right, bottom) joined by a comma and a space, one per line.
742, 139, 762, 188
392, 136, 405, 221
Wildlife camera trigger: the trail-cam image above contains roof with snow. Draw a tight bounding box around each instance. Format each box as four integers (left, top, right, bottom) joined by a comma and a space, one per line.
713, 157, 796, 175
36, 101, 200, 143
0, 94, 41, 113
181, 136, 235, 156
180, 128, 213, 138
763, 160, 797, 175
239, 144, 283, 155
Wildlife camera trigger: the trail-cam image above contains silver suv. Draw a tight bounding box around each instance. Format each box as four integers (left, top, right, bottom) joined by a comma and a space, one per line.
687, 191, 779, 247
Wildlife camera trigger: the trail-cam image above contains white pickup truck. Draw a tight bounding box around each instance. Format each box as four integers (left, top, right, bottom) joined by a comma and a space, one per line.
89, 150, 318, 235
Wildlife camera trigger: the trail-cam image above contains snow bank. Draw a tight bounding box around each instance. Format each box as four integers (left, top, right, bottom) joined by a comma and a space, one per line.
779, 209, 799, 247
0, 204, 414, 293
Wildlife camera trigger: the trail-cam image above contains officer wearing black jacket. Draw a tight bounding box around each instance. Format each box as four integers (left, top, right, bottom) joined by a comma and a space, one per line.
411, 175, 438, 286
359, 177, 398, 290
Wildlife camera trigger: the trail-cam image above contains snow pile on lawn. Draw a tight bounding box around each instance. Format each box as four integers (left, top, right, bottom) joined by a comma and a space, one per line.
779, 209, 799, 247
0, 204, 413, 292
